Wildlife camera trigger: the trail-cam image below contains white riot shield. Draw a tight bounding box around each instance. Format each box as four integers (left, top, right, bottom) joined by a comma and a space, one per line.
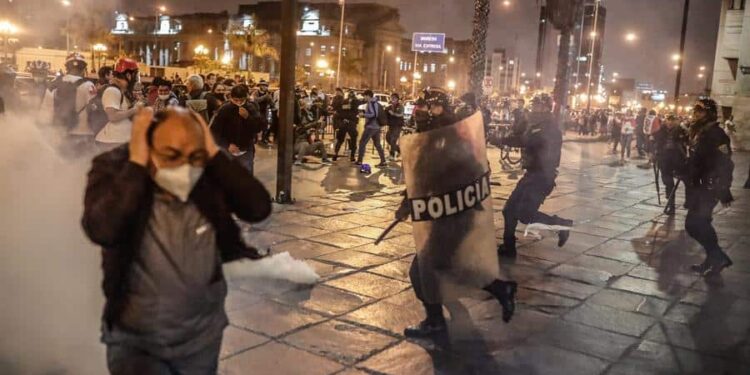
400, 112, 502, 304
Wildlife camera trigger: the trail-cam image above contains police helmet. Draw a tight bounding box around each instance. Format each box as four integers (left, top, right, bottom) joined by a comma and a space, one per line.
425, 87, 450, 108
65, 52, 88, 72
693, 98, 718, 119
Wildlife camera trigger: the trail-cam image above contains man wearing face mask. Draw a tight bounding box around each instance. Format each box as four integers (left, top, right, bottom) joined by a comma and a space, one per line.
253, 80, 274, 146
82, 106, 271, 374
152, 79, 179, 112
497, 95, 573, 259
210, 84, 265, 175
332, 90, 360, 162
95, 57, 142, 149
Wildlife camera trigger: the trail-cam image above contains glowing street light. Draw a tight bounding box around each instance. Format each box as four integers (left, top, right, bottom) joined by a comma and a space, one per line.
447, 80, 456, 90
92, 43, 107, 52
400, 76, 407, 83
503, 0, 511, 7
386, 45, 393, 52
673, 65, 679, 71
159, 5, 167, 13
221, 54, 231, 65
194, 45, 209, 55
698, 73, 705, 79
613, 72, 619, 77
208, 29, 213, 34
671, 53, 681, 62
316, 58, 329, 69
699, 65, 706, 71
413, 72, 422, 80
625, 32, 637, 42
535, 72, 541, 78
449, 56, 455, 63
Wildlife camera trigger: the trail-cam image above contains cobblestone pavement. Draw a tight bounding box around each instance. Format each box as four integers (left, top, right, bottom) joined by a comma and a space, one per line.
220, 137, 750, 375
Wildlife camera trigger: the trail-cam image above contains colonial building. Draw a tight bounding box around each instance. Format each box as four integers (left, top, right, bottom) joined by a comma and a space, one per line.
711, 0, 749, 149
107, 1, 424, 90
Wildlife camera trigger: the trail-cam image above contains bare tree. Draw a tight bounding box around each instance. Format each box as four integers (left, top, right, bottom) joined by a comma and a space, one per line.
469, 0, 490, 98
548, 0, 584, 120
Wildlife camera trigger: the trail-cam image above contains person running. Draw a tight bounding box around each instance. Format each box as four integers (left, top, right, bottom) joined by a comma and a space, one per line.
355, 90, 387, 167
497, 95, 573, 259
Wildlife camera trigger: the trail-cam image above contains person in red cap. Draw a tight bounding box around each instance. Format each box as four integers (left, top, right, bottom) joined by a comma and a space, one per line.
94, 57, 142, 149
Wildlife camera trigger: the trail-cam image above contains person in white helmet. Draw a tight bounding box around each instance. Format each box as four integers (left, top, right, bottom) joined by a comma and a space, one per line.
44, 53, 97, 149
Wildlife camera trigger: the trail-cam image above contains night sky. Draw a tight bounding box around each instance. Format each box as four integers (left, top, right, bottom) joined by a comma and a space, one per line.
120, 0, 722, 94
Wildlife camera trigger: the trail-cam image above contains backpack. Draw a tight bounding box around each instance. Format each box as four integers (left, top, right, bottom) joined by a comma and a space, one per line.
376, 102, 388, 127
186, 91, 210, 122
87, 85, 122, 136
53, 78, 88, 130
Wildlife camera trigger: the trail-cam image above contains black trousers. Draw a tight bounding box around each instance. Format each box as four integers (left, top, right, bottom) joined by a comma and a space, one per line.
107, 338, 221, 375
263, 111, 279, 142
502, 171, 568, 249
659, 163, 680, 209
334, 122, 358, 158
386, 125, 402, 157
685, 187, 723, 259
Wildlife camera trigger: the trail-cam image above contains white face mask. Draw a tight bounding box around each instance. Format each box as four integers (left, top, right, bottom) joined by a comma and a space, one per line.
158, 94, 170, 101
152, 163, 204, 202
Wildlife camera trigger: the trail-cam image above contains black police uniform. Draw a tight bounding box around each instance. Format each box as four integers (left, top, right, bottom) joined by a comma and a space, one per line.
653, 123, 688, 213
500, 112, 572, 256
685, 118, 734, 274
333, 95, 359, 161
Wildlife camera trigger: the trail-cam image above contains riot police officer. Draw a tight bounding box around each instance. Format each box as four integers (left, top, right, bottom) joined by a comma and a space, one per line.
418, 88, 456, 132
332, 90, 360, 162
498, 95, 573, 258
685, 98, 734, 276
653, 113, 688, 215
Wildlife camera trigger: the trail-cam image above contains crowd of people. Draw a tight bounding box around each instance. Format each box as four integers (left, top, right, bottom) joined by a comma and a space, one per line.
1, 52, 749, 373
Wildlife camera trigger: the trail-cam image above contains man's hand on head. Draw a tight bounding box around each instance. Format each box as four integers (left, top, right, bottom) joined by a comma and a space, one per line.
129, 107, 153, 167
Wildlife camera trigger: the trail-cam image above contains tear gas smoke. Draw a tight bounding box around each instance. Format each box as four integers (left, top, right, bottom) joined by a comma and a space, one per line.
0, 113, 106, 374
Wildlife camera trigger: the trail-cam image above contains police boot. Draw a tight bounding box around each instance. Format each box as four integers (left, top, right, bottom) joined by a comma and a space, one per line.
483, 280, 518, 323
497, 243, 517, 259
557, 218, 574, 247
702, 253, 734, 277
404, 304, 447, 338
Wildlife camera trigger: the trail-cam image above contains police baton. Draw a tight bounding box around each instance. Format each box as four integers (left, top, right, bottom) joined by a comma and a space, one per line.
653, 162, 661, 206
374, 218, 405, 246
663, 179, 682, 215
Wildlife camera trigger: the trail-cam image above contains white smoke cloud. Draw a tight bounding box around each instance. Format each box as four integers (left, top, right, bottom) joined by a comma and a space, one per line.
0, 111, 106, 374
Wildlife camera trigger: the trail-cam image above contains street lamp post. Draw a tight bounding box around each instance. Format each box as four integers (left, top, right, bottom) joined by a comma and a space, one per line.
674, 0, 690, 105
336, 0, 345, 88
0, 20, 19, 64
276, 0, 298, 204
411, 52, 419, 98
93, 43, 107, 72
381, 44, 392, 91
585, 0, 601, 114
61, 0, 71, 53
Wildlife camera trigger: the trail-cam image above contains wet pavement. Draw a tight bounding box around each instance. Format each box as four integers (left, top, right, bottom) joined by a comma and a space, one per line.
221, 135, 750, 375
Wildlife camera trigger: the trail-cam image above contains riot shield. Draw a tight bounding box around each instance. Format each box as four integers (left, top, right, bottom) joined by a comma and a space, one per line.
400, 112, 503, 304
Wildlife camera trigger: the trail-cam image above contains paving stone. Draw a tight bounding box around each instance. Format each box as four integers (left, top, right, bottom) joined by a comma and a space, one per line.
315, 249, 392, 268
367, 260, 412, 282
608, 340, 744, 375
588, 288, 670, 317
304, 218, 361, 231
268, 224, 332, 239
611, 276, 684, 300
357, 341, 444, 375
227, 300, 327, 338
336, 213, 391, 225
664, 303, 702, 324
283, 320, 398, 365
341, 301, 424, 335
305, 260, 356, 280
585, 239, 645, 264
274, 285, 372, 316
271, 239, 342, 259
518, 242, 581, 264
309, 233, 374, 249
524, 275, 602, 300
242, 230, 296, 249
517, 288, 581, 315
564, 302, 655, 337
324, 272, 409, 299
566, 254, 637, 277
548, 263, 615, 286
487, 343, 609, 375
528, 319, 638, 361
220, 326, 269, 359
224, 288, 264, 313
221, 341, 343, 375
349, 243, 414, 259
645, 317, 750, 358
381, 234, 415, 248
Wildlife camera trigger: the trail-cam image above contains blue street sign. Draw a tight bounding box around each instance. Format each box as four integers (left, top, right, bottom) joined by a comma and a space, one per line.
411, 33, 446, 53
